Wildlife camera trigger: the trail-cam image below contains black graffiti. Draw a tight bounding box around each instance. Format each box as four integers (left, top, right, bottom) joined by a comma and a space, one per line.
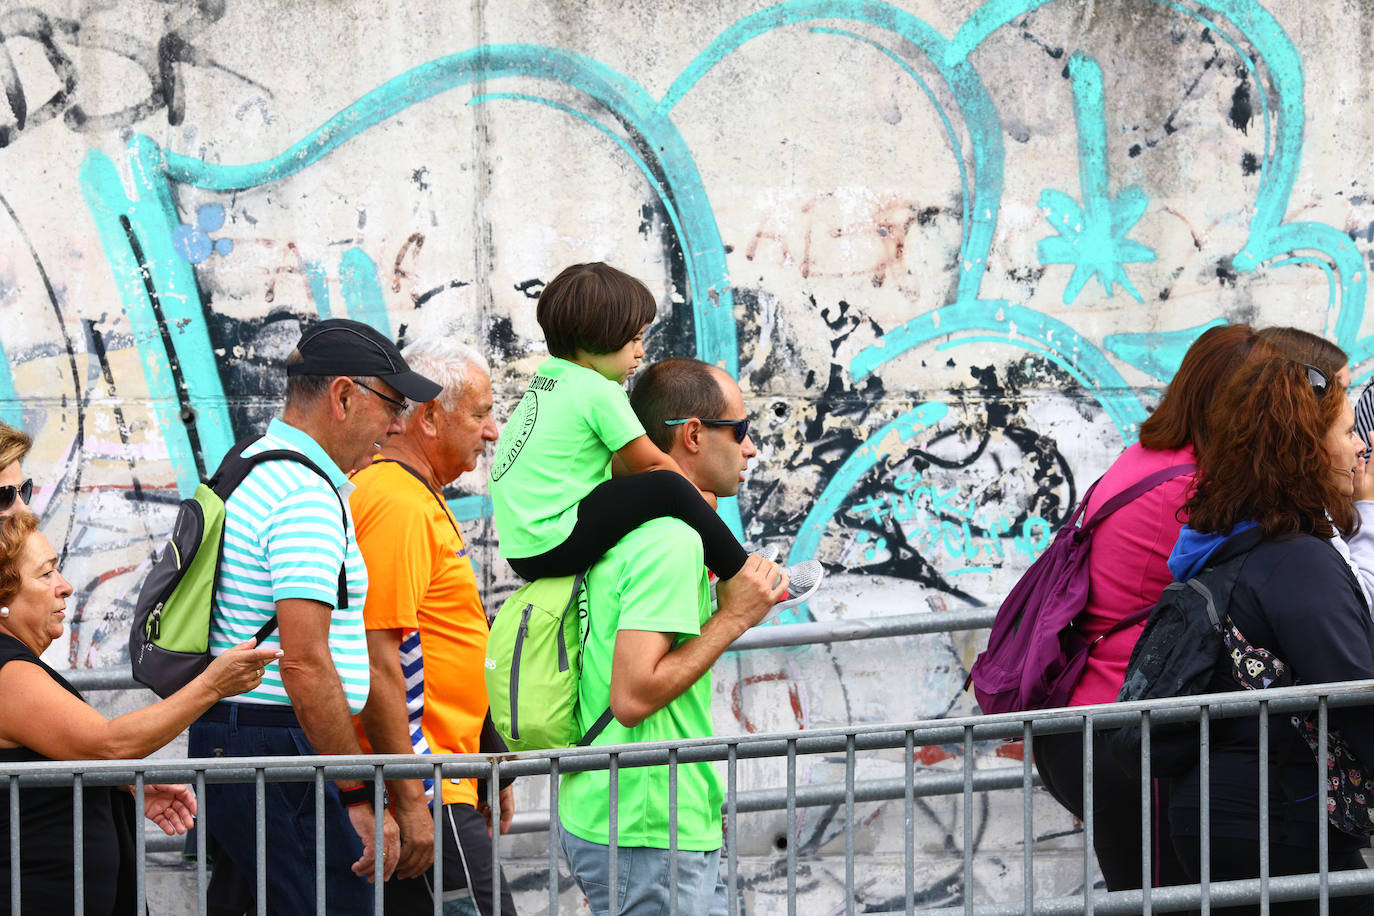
0, 2, 270, 148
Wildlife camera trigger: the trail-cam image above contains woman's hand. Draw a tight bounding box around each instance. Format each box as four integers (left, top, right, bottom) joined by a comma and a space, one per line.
200, 639, 285, 699
142, 783, 197, 836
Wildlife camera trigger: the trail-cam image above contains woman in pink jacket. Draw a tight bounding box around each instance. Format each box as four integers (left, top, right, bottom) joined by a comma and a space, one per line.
1032, 323, 1256, 896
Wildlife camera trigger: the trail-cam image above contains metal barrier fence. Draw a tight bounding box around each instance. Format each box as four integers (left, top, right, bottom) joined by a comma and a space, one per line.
8, 678, 1374, 915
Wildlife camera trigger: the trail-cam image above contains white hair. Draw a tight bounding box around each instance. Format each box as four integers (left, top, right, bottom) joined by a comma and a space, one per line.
400, 337, 490, 411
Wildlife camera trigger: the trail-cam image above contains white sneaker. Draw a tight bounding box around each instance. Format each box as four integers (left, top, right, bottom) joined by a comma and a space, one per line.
771, 559, 825, 610
710, 544, 783, 605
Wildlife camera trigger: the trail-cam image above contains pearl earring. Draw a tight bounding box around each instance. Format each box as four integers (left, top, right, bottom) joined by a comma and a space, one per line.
0, 607, 8, 618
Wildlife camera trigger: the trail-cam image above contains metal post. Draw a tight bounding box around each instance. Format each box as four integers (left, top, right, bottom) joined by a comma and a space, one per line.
1023, 721, 1033, 916
1318, 697, 1330, 916
787, 738, 797, 916
376, 765, 386, 915
547, 757, 558, 916
134, 773, 146, 913
908, 729, 917, 916
435, 761, 445, 916
728, 742, 738, 916
489, 758, 501, 916
845, 733, 855, 916
316, 768, 326, 916
1200, 707, 1211, 916
609, 752, 619, 916
1082, 714, 1094, 916
255, 768, 267, 916
196, 769, 208, 916
1259, 704, 1270, 916
72, 772, 83, 916
1141, 710, 1151, 916
669, 747, 679, 916
964, 725, 974, 915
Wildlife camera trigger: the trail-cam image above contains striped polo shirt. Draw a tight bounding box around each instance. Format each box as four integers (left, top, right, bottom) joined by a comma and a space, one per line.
208, 418, 371, 713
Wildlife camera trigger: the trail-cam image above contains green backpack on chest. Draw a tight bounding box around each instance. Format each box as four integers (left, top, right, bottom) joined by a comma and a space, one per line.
484, 572, 612, 752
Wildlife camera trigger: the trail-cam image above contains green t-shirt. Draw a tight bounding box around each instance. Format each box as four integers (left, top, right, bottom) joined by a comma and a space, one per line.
558, 517, 724, 851
489, 357, 646, 558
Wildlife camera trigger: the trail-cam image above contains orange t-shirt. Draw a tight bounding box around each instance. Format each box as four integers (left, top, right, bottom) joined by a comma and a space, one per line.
350, 457, 488, 807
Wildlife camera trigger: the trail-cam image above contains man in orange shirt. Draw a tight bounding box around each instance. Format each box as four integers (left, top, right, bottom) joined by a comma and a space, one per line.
351, 337, 512, 915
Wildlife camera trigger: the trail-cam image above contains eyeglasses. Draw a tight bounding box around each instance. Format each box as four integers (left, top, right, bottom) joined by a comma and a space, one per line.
0, 478, 33, 512
663, 417, 750, 443
351, 378, 408, 418
1303, 363, 1330, 398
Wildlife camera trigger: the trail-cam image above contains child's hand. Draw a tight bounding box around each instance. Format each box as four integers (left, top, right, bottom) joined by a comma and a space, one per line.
1357, 454, 1374, 503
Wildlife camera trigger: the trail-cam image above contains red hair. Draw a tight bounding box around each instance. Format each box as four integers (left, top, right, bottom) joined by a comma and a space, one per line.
1184, 353, 1354, 539
1138, 324, 1256, 452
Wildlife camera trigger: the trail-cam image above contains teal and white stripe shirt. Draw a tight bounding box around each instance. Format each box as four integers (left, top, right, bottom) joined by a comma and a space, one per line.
208, 418, 371, 713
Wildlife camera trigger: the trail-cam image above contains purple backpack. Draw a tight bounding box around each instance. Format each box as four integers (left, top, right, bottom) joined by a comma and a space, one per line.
969, 463, 1195, 714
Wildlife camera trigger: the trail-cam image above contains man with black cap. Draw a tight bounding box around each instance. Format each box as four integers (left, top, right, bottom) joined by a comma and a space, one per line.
188, 318, 442, 916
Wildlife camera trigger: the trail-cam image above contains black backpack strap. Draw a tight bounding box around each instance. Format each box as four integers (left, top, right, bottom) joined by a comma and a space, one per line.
576, 708, 615, 747
369, 458, 462, 542
1083, 463, 1196, 530
210, 444, 352, 641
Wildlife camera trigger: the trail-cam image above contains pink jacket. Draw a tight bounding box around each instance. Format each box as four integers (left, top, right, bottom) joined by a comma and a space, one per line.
1068, 442, 1196, 707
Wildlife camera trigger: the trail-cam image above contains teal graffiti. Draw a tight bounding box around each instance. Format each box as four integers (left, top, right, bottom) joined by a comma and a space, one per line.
74, 0, 1371, 603
1103, 320, 1227, 381
1037, 53, 1156, 304
781, 401, 949, 623
0, 348, 17, 429
305, 260, 331, 318
339, 248, 392, 334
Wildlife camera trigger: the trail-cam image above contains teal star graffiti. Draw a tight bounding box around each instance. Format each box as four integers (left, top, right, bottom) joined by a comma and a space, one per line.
1038, 52, 1156, 304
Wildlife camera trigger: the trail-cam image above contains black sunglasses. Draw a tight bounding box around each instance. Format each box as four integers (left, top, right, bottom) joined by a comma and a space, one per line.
0, 478, 33, 512
351, 378, 408, 417
1303, 363, 1330, 398
663, 417, 750, 443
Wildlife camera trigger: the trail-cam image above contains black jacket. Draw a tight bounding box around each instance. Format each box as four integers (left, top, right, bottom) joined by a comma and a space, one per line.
1169, 530, 1374, 847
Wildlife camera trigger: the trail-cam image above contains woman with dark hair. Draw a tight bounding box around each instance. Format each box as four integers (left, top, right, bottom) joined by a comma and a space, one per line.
1166, 348, 1374, 914
0, 513, 280, 914
1032, 323, 1257, 896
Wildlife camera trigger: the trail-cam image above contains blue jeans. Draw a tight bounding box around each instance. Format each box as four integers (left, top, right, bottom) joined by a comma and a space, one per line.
189, 706, 372, 916
559, 823, 727, 916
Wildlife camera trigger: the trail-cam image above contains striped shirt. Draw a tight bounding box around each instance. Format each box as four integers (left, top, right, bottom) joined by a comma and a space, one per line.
208, 418, 371, 713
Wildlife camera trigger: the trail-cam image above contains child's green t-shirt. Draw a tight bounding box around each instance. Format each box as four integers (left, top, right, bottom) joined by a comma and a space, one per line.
489, 356, 645, 559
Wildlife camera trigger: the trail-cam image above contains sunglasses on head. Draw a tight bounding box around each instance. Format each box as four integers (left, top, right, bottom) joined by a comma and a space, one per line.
0, 478, 33, 512
663, 417, 751, 443
1303, 363, 1330, 398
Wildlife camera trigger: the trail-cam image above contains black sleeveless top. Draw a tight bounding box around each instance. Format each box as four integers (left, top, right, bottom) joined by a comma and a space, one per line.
0, 634, 136, 915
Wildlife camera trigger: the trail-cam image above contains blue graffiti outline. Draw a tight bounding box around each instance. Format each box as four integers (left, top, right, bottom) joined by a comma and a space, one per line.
1037, 53, 1156, 303
76, 0, 1368, 590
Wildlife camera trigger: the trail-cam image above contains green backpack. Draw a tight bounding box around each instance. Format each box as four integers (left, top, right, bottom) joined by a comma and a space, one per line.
484, 572, 612, 751
129, 438, 346, 698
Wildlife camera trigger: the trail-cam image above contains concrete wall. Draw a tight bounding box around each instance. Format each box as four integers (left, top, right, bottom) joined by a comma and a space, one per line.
2, 0, 1370, 909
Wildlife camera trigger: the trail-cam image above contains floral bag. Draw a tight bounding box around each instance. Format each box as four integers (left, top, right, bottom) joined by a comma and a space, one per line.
1225, 622, 1374, 836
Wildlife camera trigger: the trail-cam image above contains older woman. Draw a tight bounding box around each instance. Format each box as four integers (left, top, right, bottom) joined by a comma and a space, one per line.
0, 513, 279, 914
0, 423, 32, 516
1167, 349, 1374, 914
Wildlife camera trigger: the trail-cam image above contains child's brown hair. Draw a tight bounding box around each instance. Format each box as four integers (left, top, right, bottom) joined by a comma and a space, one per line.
536, 262, 657, 359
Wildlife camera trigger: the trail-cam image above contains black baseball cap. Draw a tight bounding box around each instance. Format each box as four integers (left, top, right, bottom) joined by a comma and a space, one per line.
288, 318, 442, 402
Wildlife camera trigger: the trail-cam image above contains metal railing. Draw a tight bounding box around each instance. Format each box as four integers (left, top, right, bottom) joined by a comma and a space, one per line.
63, 609, 999, 693
7, 678, 1374, 915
